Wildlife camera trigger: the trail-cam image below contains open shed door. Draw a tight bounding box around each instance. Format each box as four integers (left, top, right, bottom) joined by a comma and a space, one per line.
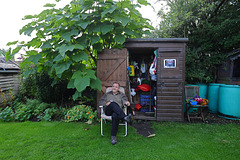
157, 47, 185, 121
97, 49, 128, 114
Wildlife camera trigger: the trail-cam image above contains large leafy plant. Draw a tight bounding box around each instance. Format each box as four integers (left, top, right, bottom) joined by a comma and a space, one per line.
6, 0, 153, 100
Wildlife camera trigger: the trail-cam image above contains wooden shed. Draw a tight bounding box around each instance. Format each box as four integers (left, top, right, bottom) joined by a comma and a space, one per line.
97, 38, 188, 122
217, 48, 240, 85
0, 57, 20, 106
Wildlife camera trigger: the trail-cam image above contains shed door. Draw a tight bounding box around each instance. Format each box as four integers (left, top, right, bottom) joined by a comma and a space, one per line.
97, 49, 128, 112
157, 47, 185, 121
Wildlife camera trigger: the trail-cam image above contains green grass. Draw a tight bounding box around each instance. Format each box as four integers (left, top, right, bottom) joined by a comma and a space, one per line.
0, 121, 239, 160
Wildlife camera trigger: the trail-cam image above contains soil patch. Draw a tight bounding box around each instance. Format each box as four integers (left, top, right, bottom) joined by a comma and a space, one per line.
131, 121, 155, 137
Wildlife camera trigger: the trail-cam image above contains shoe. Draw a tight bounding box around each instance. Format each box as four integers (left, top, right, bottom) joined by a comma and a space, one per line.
124, 114, 132, 123
111, 136, 117, 145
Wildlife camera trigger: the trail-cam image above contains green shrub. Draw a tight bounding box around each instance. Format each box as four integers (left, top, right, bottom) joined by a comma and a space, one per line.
38, 108, 57, 121
20, 74, 38, 99
15, 104, 32, 121
64, 105, 97, 124
0, 106, 15, 122
14, 99, 59, 122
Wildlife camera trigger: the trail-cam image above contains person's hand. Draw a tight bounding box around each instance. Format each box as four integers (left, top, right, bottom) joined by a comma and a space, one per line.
125, 101, 130, 106
106, 102, 111, 106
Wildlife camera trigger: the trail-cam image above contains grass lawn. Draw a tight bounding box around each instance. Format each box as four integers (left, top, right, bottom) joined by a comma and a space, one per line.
0, 121, 239, 160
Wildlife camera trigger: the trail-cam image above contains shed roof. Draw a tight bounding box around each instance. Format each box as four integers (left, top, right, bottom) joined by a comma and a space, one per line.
228, 48, 240, 61
125, 38, 189, 43
0, 57, 20, 70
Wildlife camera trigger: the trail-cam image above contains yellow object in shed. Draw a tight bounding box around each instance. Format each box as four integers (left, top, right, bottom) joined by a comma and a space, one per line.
129, 65, 135, 76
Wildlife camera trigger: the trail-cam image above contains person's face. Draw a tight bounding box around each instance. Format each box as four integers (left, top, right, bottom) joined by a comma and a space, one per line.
112, 83, 120, 94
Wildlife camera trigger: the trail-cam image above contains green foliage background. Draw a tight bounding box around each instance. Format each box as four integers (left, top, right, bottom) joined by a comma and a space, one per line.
153, 0, 240, 83
6, 0, 153, 100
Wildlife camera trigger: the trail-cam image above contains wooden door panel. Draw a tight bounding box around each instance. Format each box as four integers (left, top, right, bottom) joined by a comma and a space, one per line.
97, 49, 128, 115
157, 48, 185, 121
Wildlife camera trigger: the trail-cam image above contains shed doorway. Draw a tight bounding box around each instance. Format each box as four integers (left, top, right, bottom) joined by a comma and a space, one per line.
128, 48, 157, 120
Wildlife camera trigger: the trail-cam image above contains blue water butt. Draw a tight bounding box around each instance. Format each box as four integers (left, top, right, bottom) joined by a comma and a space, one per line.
218, 85, 240, 120
207, 83, 222, 113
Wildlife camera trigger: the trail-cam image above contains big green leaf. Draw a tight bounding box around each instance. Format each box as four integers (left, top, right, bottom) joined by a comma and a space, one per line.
90, 78, 102, 91
77, 20, 91, 29
62, 29, 79, 42
56, 44, 75, 57
115, 16, 130, 26
67, 79, 75, 89
55, 61, 72, 75
24, 27, 36, 36
86, 70, 97, 80
114, 34, 125, 44
72, 70, 83, 79
53, 54, 64, 62
27, 54, 42, 64
74, 44, 84, 50
72, 51, 88, 62
101, 24, 114, 35
90, 35, 100, 45
72, 91, 82, 101
62, 32, 72, 42
41, 41, 52, 49
74, 76, 90, 93
101, 5, 117, 18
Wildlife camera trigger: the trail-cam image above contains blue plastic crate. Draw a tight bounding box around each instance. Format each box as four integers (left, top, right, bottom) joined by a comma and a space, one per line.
140, 94, 154, 106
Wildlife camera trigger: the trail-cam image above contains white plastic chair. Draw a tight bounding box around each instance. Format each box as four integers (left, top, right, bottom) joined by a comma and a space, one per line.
99, 87, 128, 136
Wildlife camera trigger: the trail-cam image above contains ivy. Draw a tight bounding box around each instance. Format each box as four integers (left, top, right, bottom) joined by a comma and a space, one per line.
6, 0, 153, 100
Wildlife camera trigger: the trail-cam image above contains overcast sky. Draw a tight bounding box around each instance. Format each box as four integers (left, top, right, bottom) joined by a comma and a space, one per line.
0, 0, 162, 50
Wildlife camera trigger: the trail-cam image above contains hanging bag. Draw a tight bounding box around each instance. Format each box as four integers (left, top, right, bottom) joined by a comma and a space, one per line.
149, 56, 157, 75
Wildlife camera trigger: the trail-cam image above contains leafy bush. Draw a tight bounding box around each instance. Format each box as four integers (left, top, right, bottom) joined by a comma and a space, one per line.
35, 72, 73, 104
14, 99, 59, 122
20, 72, 74, 104
0, 107, 15, 122
64, 105, 97, 124
38, 108, 57, 121
15, 104, 32, 121
19, 74, 38, 99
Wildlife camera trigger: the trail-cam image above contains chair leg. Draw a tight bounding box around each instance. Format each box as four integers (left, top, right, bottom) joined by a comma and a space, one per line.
124, 121, 127, 136
101, 118, 104, 136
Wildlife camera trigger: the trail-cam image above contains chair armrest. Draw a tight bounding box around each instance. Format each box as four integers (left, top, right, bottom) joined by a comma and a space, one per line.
99, 106, 104, 114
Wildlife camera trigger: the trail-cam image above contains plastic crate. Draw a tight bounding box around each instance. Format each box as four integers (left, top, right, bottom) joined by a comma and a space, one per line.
140, 94, 154, 106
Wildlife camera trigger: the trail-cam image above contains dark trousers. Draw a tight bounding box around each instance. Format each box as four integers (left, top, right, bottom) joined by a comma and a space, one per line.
104, 102, 126, 136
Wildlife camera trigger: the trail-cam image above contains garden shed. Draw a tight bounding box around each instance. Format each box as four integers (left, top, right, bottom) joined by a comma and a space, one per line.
217, 48, 240, 85
0, 57, 20, 106
97, 38, 188, 122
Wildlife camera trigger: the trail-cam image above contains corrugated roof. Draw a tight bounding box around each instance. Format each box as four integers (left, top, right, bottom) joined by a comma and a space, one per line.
0, 57, 20, 70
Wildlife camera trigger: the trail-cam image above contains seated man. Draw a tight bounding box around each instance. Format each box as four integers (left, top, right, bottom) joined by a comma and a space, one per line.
99, 82, 132, 145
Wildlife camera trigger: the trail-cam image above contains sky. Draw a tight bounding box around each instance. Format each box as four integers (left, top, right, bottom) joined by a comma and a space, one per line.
0, 0, 163, 52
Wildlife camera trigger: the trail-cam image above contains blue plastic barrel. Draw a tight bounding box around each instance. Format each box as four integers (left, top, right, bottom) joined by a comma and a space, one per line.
207, 83, 222, 113
218, 85, 240, 120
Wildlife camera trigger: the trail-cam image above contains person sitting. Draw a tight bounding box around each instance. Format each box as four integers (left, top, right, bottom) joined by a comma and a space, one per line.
99, 82, 132, 145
